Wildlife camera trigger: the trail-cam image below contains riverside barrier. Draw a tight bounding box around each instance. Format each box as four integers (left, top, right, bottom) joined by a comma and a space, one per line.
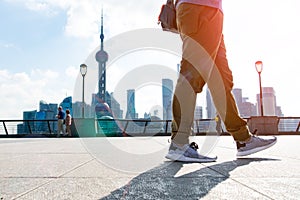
0, 117, 299, 137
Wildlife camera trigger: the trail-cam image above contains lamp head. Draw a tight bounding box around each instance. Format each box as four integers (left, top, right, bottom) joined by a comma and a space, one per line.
80, 64, 87, 76
255, 61, 263, 73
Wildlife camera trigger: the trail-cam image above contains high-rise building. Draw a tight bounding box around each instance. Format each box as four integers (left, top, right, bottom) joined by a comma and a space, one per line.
22, 110, 37, 133
162, 79, 173, 120
193, 105, 203, 134
126, 89, 136, 119
60, 96, 72, 115
19, 101, 58, 134
107, 92, 123, 119
232, 88, 243, 106
232, 88, 257, 117
39, 100, 50, 111
257, 87, 282, 116
206, 89, 216, 119
194, 106, 203, 120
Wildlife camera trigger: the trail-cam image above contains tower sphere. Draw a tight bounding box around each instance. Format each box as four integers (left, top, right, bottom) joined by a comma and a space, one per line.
96, 50, 109, 63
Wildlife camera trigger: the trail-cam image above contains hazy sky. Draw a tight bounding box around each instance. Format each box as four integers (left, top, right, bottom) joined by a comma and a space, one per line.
1, 0, 300, 119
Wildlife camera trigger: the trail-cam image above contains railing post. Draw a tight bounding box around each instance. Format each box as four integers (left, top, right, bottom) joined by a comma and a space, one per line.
195, 120, 200, 135
47, 120, 52, 134
123, 121, 129, 135
27, 121, 32, 134
296, 121, 300, 132
3, 122, 8, 135
165, 121, 169, 135
143, 121, 148, 134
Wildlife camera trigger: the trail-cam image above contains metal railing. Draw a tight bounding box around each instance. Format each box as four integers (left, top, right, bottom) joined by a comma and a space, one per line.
0, 117, 299, 137
0, 119, 57, 136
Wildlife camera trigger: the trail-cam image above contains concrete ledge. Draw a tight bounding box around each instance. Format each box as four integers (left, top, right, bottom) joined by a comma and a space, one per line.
248, 116, 279, 134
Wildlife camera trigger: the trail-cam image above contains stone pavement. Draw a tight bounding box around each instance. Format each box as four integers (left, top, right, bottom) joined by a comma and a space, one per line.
0, 135, 299, 200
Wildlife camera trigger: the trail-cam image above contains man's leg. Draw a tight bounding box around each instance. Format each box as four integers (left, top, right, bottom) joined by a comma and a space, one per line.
172, 3, 224, 142
209, 35, 251, 141
166, 4, 219, 162
171, 59, 202, 146
57, 120, 62, 137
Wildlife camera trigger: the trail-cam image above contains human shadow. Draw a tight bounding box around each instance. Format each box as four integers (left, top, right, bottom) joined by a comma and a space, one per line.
100, 157, 280, 199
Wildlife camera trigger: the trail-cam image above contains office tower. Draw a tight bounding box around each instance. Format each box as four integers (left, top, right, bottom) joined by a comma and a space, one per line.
206, 89, 216, 119
22, 110, 37, 133
194, 106, 203, 120
162, 78, 173, 120
232, 88, 243, 106
257, 87, 278, 116
60, 96, 72, 114
108, 92, 123, 119
39, 100, 50, 111
193, 106, 203, 134
126, 89, 136, 119
232, 88, 257, 117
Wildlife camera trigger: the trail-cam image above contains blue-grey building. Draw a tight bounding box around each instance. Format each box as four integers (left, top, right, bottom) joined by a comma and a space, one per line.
162, 78, 173, 120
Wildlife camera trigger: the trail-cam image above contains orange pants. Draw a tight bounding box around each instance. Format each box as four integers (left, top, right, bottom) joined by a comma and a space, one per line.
171, 3, 251, 145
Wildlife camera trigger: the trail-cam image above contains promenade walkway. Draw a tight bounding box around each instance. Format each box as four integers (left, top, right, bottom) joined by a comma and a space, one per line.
0, 135, 299, 199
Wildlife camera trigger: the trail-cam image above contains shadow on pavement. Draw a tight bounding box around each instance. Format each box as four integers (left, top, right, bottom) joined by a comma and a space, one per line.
100, 158, 280, 199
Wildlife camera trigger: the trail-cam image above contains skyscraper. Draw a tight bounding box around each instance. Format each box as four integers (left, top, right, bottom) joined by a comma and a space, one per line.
232, 88, 243, 106
162, 79, 173, 120
257, 87, 281, 116
232, 88, 257, 117
206, 89, 216, 119
126, 89, 136, 119
60, 96, 72, 115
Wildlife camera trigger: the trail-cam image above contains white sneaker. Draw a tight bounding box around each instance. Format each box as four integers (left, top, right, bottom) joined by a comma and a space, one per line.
236, 135, 277, 157
165, 142, 217, 163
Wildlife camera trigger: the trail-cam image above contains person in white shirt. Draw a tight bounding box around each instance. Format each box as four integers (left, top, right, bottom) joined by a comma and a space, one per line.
65, 109, 72, 137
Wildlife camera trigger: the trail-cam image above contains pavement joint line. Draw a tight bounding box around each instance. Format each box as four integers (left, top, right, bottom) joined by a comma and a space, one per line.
228, 177, 275, 200
205, 164, 275, 200
0, 153, 91, 155
10, 158, 96, 199
12, 179, 55, 200
57, 157, 96, 178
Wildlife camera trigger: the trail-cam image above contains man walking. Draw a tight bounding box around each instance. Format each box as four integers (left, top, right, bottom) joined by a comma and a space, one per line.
166, 0, 277, 162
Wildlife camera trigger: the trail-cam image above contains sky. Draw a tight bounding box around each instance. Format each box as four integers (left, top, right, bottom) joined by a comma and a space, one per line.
1, 0, 300, 119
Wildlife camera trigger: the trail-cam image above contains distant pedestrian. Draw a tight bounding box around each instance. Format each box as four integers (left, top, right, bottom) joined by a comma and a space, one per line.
215, 114, 222, 135
56, 106, 65, 137
65, 109, 72, 137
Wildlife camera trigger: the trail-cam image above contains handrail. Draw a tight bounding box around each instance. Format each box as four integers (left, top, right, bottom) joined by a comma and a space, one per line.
0, 117, 300, 137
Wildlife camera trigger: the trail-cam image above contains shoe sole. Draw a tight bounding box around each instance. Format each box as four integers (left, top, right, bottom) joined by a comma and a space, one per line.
165, 153, 217, 163
236, 139, 277, 157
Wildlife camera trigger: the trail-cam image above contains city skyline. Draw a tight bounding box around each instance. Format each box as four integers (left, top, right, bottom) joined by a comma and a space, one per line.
20, 85, 284, 120
1, 1, 300, 119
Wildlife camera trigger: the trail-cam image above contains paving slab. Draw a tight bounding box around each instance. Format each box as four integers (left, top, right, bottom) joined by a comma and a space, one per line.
0, 135, 299, 199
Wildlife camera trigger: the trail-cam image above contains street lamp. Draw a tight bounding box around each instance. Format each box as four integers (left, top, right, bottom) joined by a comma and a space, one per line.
255, 61, 264, 116
80, 64, 87, 118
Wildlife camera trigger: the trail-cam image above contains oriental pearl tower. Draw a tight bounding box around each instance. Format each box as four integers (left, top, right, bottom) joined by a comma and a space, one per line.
95, 10, 110, 117
96, 10, 108, 101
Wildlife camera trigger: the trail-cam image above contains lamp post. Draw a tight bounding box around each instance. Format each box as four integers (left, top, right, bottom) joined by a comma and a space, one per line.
255, 61, 264, 116
80, 64, 87, 118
